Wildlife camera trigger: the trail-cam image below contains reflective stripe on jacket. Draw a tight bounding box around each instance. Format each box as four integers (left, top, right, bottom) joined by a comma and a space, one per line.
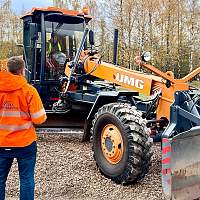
0, 71, 47, 147
47, 41, 62, 55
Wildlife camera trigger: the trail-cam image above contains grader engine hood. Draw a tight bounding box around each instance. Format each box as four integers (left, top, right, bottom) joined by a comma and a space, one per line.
162, 128, 200, 200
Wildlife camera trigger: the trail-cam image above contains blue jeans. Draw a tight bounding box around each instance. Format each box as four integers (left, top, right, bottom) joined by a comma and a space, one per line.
0, 142, 37, 200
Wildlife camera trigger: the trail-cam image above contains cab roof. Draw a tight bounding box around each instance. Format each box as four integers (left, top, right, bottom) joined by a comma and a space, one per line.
21, 6, 92, 23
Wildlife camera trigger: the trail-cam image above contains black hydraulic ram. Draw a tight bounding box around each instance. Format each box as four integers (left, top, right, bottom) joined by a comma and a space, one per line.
64, 28, 89, 93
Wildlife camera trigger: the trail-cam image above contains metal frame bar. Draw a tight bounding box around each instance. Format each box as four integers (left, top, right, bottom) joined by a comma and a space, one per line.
40, 13, 46, 84
162, 91, 200, 138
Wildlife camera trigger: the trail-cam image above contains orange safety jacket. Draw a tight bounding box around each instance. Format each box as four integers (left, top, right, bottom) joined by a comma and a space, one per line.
0, 71, 47, 147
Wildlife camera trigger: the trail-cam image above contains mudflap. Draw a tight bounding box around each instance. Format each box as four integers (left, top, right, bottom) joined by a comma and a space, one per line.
162, 127, 200, 200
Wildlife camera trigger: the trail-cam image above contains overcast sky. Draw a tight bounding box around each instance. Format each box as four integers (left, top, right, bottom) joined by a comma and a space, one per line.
11, 0, 53, 13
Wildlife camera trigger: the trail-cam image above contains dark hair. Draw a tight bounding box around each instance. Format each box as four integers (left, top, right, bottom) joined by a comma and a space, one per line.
7, 56, 25, 75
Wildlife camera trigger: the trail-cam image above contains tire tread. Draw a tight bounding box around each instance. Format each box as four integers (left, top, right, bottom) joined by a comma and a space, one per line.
91, 103, 152, 184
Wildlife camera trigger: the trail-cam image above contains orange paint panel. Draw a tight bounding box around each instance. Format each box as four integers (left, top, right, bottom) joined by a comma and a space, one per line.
22, 6, 92, 21
156, 82, 189, 119
85, 61, 153, 96
182, 67, 200, 82
65, 57, 191, 121
65, 63, 70, 76
143, 63, 176, 83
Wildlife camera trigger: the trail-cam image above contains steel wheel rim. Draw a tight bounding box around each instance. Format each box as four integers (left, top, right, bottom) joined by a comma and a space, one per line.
101, 124, 124, 164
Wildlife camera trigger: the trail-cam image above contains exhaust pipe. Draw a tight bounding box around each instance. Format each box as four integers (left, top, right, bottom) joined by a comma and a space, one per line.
113, 29, 119, 65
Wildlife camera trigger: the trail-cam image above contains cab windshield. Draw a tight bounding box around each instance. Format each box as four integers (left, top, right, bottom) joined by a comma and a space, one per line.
43, 21, 84, 79
45, 21, 84, 59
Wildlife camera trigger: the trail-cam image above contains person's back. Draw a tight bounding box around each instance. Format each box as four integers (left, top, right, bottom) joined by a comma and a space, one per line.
0, 56, 46, 200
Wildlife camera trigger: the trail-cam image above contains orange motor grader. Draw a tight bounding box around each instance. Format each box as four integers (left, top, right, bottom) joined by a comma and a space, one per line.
16, 6, 200, 200
58, 30, 200, 200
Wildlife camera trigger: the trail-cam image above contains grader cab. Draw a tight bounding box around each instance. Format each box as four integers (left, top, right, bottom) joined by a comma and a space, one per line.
21, 7, 91, 110
20, 7, 200, 200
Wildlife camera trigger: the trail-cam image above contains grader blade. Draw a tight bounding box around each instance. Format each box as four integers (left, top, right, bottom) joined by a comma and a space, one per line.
162, 127, 200, 200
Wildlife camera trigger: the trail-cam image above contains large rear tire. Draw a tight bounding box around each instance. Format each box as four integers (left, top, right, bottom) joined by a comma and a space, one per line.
91, 103, 152, 184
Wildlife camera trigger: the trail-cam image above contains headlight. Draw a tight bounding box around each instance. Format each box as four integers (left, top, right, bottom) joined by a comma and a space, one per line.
142, 52, 151, 62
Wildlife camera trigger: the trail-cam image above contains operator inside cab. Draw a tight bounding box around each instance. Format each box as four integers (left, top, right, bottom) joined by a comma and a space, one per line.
47, 33, 62, 56
46, 33, 67, 79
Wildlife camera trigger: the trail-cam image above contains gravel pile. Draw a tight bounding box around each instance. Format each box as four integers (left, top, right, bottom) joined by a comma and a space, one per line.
5, 132, 165, 200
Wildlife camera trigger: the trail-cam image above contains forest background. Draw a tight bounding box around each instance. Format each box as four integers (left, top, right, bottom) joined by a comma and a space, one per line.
0, 0, 199, 78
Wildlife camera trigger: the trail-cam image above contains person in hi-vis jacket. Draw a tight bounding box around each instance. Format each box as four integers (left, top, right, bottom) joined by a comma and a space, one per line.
0, 56, 47, 200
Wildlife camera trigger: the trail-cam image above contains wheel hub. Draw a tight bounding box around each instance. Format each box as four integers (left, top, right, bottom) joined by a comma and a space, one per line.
105, 137, 113, 152
101, 124, 124, 164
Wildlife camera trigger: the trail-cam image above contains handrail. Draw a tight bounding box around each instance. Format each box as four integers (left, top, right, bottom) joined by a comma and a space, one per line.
182, 67, 200, 82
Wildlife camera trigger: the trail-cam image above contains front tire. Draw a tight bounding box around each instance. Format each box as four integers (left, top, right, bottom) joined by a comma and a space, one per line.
91, 103, 152, 184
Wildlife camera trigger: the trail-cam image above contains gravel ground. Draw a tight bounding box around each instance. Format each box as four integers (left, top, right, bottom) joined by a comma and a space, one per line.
5, 132, 165, 200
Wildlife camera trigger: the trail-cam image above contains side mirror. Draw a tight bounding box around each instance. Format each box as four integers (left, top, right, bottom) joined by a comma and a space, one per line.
89, 30, 94, 46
